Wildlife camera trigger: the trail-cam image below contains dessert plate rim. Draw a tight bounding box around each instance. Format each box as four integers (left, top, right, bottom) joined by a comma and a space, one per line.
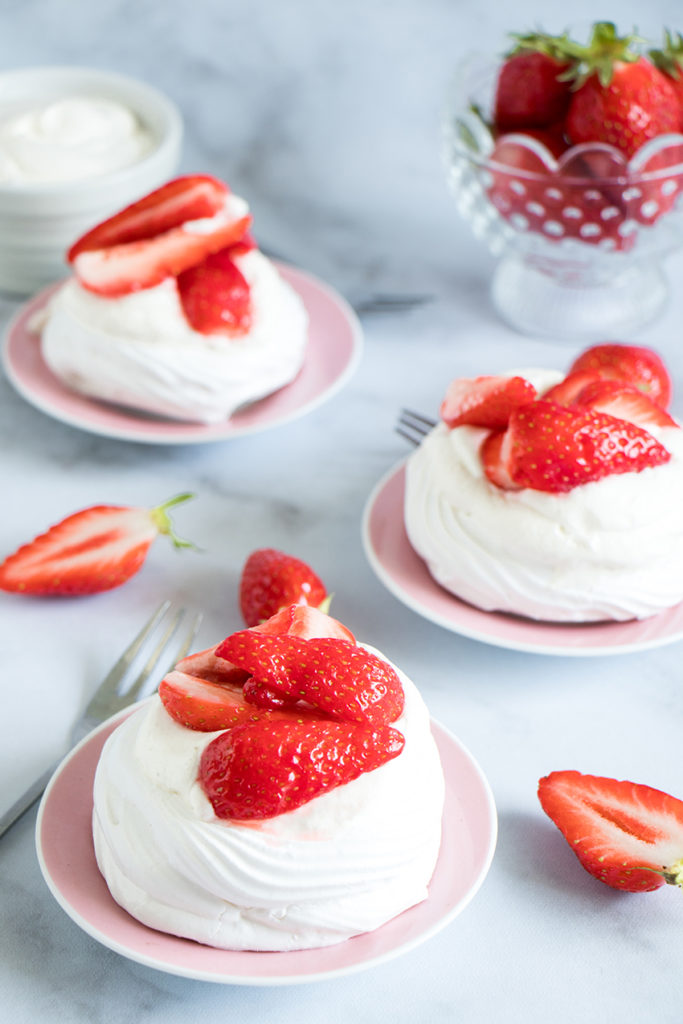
2, 262, 363, 445
35, 701, 497, 985
361, 460, 683, 657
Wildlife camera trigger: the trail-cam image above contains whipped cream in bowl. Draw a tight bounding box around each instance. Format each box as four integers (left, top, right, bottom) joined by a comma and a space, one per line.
0, 96, 155, 184
404, 353, 683, 624
0, 67, 181, 294
92, 610, 445, 952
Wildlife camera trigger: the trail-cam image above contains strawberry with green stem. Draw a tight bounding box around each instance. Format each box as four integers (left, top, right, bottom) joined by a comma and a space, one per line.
563, 22, 680, 158
0, 493, 194, 596
538, 770, 683, 892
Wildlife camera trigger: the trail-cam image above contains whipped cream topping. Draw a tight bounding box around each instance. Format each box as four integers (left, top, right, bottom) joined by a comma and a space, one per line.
92, 648, 444, 951
405, 369, 683, 623
39, 248, 309, 423
0, 97, 154, 183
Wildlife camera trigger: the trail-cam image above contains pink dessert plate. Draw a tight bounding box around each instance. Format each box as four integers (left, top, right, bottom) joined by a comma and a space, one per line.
2, 263, 362, 444
362, 461, 683, 657
35, 704, 496, 985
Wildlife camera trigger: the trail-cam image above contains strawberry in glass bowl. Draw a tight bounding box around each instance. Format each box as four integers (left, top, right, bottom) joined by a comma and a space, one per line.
444, 22, 683, 339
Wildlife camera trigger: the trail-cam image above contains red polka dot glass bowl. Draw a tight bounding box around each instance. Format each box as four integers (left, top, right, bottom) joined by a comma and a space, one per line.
444, 57, 683, 340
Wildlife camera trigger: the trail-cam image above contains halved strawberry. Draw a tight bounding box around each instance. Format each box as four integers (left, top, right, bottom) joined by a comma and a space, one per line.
251, 603, 355, 643
568, 344, 672, 408
440, 375, 537, 430
67, 175, 230, 260
538, 770, 683, 892
239, 548, 328, 627
176, 644, 250, 685
71, 207, 252, 298
504, 400, 671, 493
480, 430, 520, 491
158, 669, 319, 732
574, 379, 678, 430
176, 248, 252, 335
0, 493, 193, 596
542, 370, 602, 406
199, 717, 405, 820
216, 632, 405, 725
159, 671, 259, 732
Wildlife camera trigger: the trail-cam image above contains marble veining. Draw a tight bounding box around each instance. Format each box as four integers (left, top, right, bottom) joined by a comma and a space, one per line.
2, 1, 683, 1022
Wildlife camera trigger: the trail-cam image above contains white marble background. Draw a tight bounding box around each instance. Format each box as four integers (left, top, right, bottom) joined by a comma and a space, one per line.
2, 0, 683, 1021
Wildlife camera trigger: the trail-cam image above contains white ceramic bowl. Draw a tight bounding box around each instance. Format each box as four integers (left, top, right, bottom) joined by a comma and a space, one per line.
0, 66, 183, 295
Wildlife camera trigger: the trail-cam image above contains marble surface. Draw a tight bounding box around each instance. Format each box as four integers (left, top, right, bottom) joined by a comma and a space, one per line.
2, 1, 683, 1021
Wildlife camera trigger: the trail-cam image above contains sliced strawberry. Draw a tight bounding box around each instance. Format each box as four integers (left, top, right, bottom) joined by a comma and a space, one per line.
504, 400, 671, 493
239, 548, 328, 627
574, 379, 678, 430
251, 603, 355, 643
67, 175, 230, 261
569, 344, 672, 408
199, 717, 404, 820
440, 375, 537, 430
0, 493, 193, 596
538, 770, 683, 892
71, 208, 252, 297
480, 430, 521, 491
216, 632, 405, 725
176, 248, 252, 335
176, 644, 250, 686
159, 671, 259, 732
542, 370, 602, 406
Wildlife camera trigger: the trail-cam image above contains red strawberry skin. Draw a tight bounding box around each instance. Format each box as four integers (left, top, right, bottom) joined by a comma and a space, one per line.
574, 379, 678, 430
568, 344, 672, 408
506, 400, 671, 493
199, 718, 405, 821
239, 548, 328, 627
67, 175, 230, 261
566, 58, 680, 159
159, 671, 261, 732
216, 631, 405, 725
251, 604, 355, 643
440, 375, 537, 430
176, 248, 252, 335
71, 212, 252, 298
538, 770, 683, 892
0, 495, 192, 596
494, 51, 572, 132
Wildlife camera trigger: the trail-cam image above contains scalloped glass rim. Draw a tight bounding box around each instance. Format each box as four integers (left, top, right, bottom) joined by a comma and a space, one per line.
446, 56, 683, 185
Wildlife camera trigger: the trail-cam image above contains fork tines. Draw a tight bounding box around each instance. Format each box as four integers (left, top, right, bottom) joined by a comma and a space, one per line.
395, 408, 437, 447
83, 602, 203, 727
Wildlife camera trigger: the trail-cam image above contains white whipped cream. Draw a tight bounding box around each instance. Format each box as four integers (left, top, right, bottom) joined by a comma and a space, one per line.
405, 368, 683, 622
92, 648, 444, 951
0, 97, 154, 183
39, 248, 309, 423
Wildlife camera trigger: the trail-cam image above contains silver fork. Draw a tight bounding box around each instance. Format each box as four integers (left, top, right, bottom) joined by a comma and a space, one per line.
0, 600, 202, 839
395, 408, 437, 446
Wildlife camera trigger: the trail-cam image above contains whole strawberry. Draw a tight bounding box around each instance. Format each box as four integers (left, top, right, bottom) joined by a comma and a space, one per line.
0, 493, 194, 596
649, 30, 683, 129
564, 23, 680, 158
239, 548, 328, 626
493, 32, 573, 132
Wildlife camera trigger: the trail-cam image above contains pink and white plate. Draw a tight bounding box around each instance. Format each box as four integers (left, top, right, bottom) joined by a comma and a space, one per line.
2, 263, 362, 444
36, 704, 496, 985
362, 461, 683, 657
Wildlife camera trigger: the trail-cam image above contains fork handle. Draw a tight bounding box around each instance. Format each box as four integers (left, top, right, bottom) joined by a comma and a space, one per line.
0, 765, 55, 839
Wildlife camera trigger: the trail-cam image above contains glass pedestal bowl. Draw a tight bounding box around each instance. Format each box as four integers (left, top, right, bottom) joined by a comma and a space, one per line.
444, 57, 683, 340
